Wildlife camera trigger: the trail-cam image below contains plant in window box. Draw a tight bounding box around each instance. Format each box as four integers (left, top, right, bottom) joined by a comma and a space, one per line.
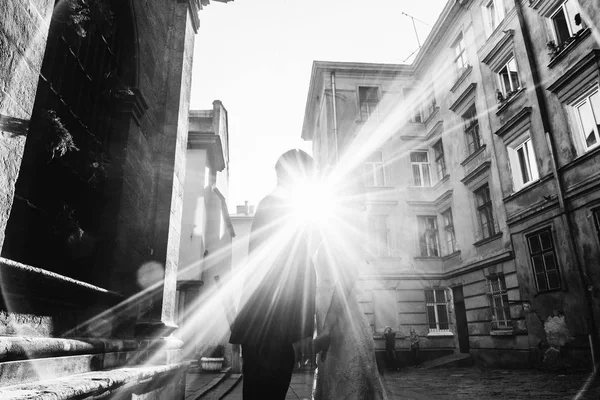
41, 110, 80, 162
66, 0, 114, 38
201, 344, 225, 372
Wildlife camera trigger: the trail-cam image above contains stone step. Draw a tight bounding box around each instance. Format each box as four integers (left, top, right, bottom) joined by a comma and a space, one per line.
185, 367, 233, 400
420, 353, 473, 370
199, 374, 242, 399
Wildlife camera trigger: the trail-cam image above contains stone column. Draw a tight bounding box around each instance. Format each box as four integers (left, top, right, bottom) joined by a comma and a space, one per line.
0, 0, 54, 251
135, 0, 199, 363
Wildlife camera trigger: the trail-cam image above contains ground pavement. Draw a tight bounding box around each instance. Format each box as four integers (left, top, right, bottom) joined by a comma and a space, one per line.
221, 367, 600, 399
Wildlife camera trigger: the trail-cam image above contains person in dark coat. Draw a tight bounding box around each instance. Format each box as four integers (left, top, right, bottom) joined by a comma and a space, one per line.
229, 149, 317, 400
383, 326, 399, 371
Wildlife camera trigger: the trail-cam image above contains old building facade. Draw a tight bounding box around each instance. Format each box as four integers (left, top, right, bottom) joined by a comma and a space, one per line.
302, 0, 600, 368
0, 0, 232, 397
176, 102, 235, 365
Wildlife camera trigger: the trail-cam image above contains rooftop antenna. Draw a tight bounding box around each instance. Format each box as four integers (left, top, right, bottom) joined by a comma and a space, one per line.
402, 11, 429, 48
401, 12, 431, 63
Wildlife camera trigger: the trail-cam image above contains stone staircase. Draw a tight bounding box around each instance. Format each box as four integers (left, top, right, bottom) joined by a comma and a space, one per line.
185, 366, 242, 400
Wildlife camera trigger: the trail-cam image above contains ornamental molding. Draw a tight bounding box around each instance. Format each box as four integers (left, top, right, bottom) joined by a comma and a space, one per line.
546, 49, 600, 104
494, 107, 532, 142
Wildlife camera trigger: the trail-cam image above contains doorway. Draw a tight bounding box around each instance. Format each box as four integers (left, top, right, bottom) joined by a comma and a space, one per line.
452, 285, 470, 353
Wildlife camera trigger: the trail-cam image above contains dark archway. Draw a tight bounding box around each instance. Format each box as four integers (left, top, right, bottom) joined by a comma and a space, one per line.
2, 0, 138, 287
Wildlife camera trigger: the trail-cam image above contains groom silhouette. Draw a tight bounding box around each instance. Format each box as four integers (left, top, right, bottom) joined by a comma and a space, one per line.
230, 149, 317, 399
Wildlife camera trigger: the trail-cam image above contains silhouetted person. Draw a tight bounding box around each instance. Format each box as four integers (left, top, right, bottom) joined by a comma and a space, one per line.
383, 326, 398, 371
230, 149, 316, 399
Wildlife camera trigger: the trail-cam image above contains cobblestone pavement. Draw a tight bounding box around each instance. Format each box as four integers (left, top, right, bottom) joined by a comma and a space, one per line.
223, 367, 600, 399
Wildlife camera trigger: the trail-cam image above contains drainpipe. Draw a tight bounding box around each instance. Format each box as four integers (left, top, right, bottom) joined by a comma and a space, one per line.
513, 0, 597, 370
331, 71, 340, 163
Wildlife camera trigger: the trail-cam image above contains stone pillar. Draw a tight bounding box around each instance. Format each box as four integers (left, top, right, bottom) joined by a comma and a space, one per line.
0, 0, 54, 251
135, 0, 199, 362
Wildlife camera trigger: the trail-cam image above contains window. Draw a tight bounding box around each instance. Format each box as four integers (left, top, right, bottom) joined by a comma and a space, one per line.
410, 151, 431, 187
497, 57, 521, 98
573, 89, 600, 151
452, 33, 468, 77
507, 137, 539, 191
593, 208, 600, 244
463, 105, 482, 155
441, 209, 457, 255
411, 107, 423, 124
474, 185, 497, 239
368, 215, 390, 256
364, 150, 385, 187
418, 216, 440, 257
433, 140, 447, 180
487, 275, 512, 330
527, 229, 561, 292
483, 0, 505, 36
550, 0, 585, 47
373, 290, 398, 333
359, 86, 380, 121
424, 88, 437, 119
425, 289, 449, 332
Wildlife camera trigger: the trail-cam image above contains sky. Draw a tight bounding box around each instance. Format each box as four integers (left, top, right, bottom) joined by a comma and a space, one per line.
190, 0, 449, 212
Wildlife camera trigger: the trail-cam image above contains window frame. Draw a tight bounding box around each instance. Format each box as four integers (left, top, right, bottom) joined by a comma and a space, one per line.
463, 105, 482, 155
358, 86, 380, 122
549, 0, 585, 46
452, 33, 469, 78
425, 288, 450, 333
474, 184, 498, 240
483, 0, 506, 36
418, 215, 440, 257
507, 136, 540, 192
410, 151, 432, 187
572, 88, 600, 152
364, 150, 386, 187
368, 215, 391, 257
441, 208, 457, 255
487, 274, 512, 330
526, 228, 561, 292
496, 56, 521, 97
433, 140, 447, 181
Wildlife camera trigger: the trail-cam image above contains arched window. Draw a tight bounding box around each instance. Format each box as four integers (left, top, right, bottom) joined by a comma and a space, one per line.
3, 0, 136, 284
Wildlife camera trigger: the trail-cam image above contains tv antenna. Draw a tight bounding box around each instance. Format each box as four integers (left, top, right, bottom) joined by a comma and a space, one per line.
401, 12, 431, 62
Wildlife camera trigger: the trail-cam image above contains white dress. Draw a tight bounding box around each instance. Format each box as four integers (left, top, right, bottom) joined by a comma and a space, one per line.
311, 221, 388, 400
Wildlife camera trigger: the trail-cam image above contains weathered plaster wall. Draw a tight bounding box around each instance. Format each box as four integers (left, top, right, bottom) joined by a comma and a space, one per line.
0, 0, 54, 249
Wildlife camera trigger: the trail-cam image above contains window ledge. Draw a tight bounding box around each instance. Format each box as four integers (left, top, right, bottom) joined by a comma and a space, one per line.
496, 88, 526, 115
548, 28, 592, 69
434, 175, 450, 188
423, 107, 440, 125
427, 331, 454, 337
460, 144, 487, 166
473, 232, 503, 247
442, 250, 461, 261
503, 174, 552, 203
414, 256, 442, 261
490, 329, 515, 336
450, 65, 473, 93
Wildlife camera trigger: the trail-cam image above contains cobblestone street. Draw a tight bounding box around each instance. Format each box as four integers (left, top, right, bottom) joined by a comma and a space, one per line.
222, 367, 600, 399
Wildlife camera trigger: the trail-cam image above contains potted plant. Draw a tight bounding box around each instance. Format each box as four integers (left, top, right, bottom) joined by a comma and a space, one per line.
200, 344, 225, 372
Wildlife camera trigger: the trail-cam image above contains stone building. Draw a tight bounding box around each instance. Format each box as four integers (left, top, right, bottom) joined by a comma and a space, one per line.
0, 0, 232, 397
176, 102, 234, 365
301, 0, 600, 368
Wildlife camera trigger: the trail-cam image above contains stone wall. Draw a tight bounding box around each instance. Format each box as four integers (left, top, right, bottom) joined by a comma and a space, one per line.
0, 0, 54, 249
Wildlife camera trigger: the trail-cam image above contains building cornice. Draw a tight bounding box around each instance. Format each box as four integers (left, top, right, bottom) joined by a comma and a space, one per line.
188, 132, 226, 171
493, 107, 532, 141
546, 49, 600, 104
449, 83, 477, 113
461, 160, 491, 186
